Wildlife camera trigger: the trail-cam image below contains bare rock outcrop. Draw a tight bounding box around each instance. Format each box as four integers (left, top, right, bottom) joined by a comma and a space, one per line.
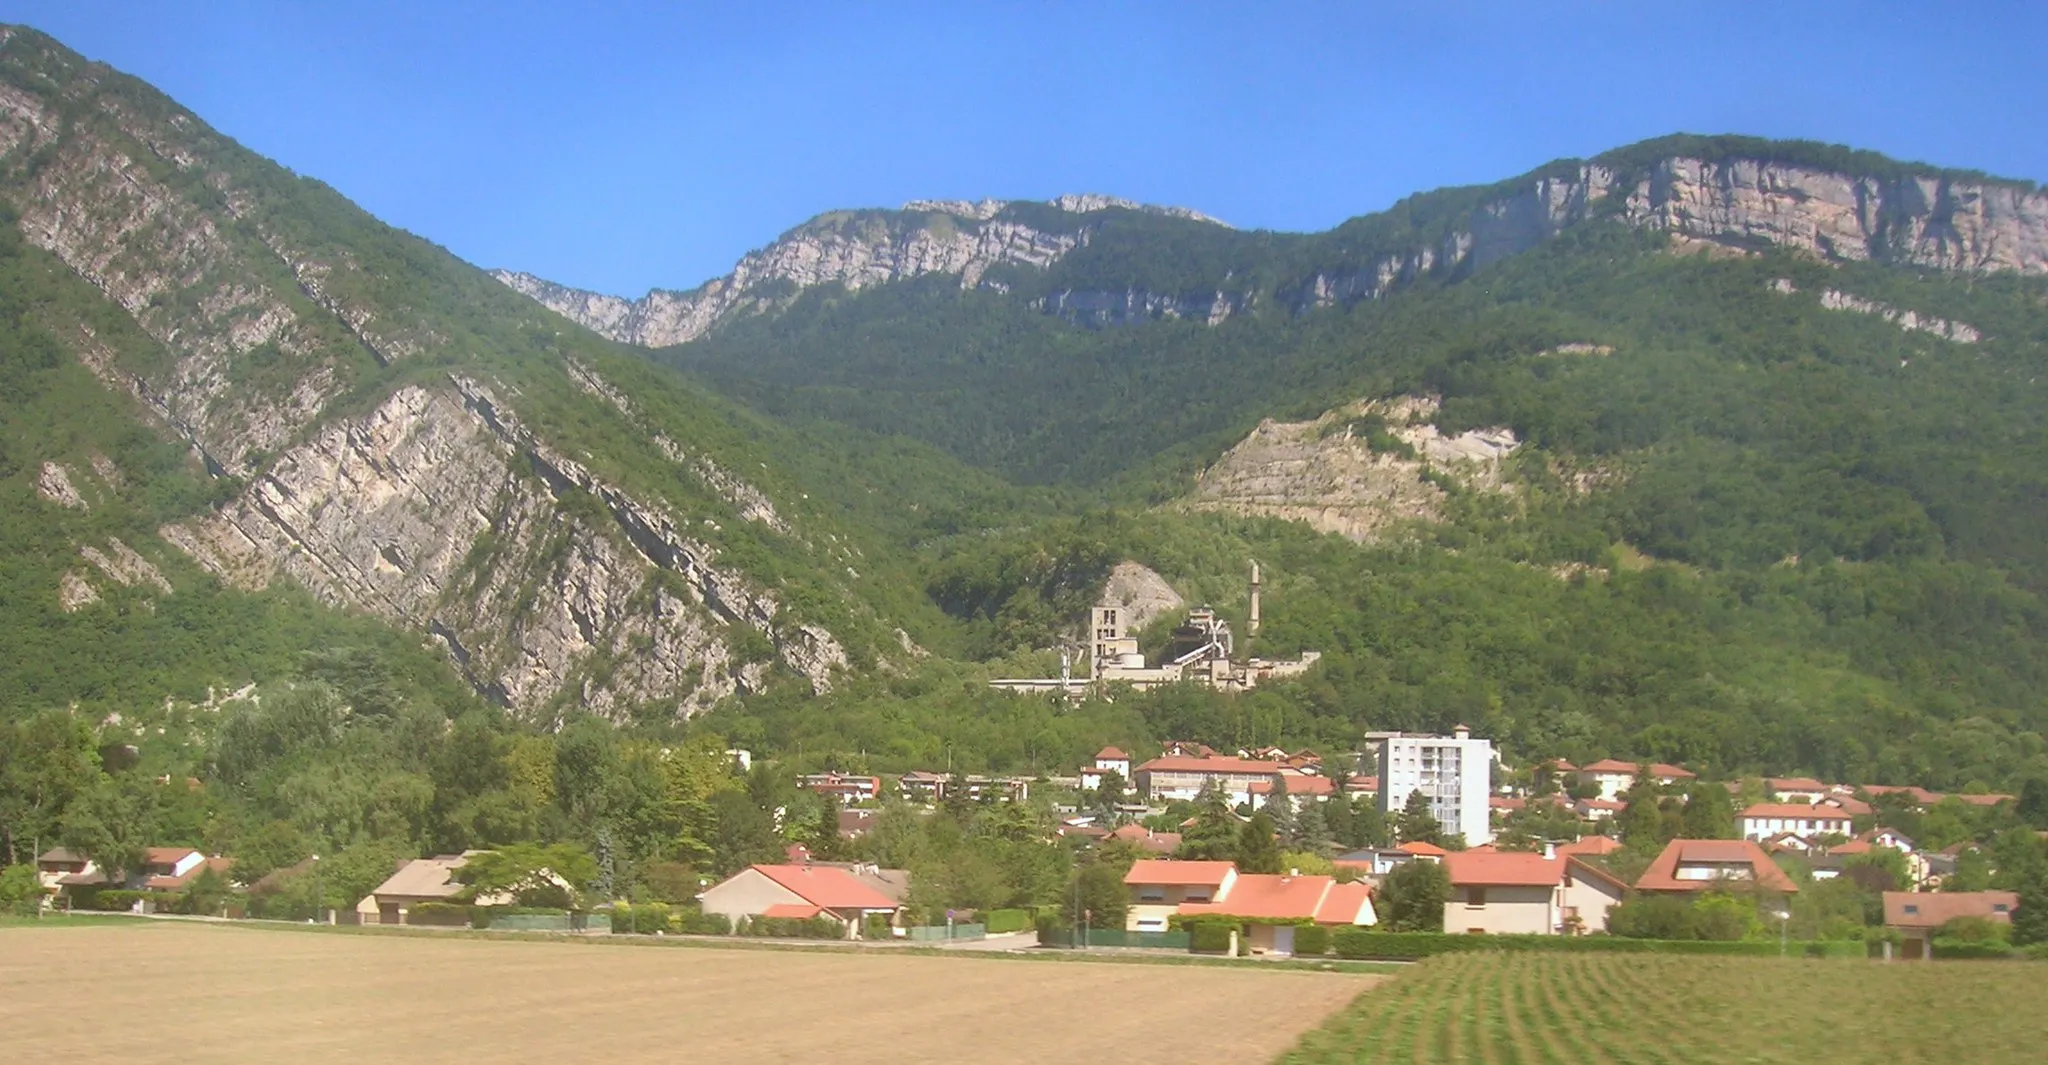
37, 462, 86, 508
1098, 561, 1185, 633
1183, 396, 1518, 541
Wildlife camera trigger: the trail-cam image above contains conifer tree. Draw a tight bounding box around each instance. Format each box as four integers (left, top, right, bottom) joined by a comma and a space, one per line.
1237, 811, 1282, 874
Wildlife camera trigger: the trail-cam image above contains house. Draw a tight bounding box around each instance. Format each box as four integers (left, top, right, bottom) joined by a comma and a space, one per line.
797, 773, 881, 804
1634, 839, 1799, 895
1555, 835, 1622, 859
1124, 859, 1238, 933
958, 775, 1030, 803
1396, 840, 1448, 861
1573, 797, 1625, 822
1739, 803, 1854, 843
1575, 760, 1640, 801
896, 771, 948, 803
359, 853, 473, 925
1883, 891, 2019, 960
1859, 784, 1941, 809
1249, 773, 1336, 810
1344, 775, 1380, 802
698, 863, 904, 938
1829, 829, 1928, 885
837, 808, 878, 839
1766, 777, 1832, 804
1177, 872, 1376, 953
1761, 831, 1818, 854
1133, 755, 1283, 806
1103, 824, 1181, 854
1334, 848, 1414, 878
1443, 851, 1563, 936
1816, 794, 1874, 817
1560, 857, 1629, 934
35, 848, 94, 891
1079, 747, 1132, 791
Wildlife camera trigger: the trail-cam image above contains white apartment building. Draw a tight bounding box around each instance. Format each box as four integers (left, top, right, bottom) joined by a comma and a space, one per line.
1375, 726, 1494, 846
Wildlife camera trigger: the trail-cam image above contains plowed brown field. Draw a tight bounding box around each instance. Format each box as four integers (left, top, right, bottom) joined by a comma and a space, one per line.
3, 923, 1376, 1064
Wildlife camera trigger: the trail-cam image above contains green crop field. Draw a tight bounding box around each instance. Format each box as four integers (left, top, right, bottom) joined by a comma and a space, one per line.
1279, 953, 2047, 1065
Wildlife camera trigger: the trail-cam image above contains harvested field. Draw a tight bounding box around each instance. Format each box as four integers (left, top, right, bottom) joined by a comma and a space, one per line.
1280, 952, 2048, 1064
2, 923, 1374, 1064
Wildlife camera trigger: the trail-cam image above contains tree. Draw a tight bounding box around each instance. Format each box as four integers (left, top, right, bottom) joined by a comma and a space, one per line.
1943, 846, 1993, 892
1344, 795, 1391, 850
1261, 793, 1299, 850
0, 710, 99, 866
455, 842, 599, 907
1071, 858, 1129, 932
1175, 782, 1239, 861
1608, 894, 1699, 939
60, 774, 159, 885
1295, 799, 1334, 857
0, 864, 42, 916
2011, 866, 2048, 947
706, 788, 783, 877
1395, 790, 1441, 846
1236, 811, 1282, 874
1377, 858, 1449, 931
812, 793, 844, 861
1678, 782, 1736, 839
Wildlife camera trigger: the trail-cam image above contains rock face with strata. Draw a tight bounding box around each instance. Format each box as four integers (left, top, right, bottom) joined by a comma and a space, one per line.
1097, 561, 1185, 634
1183, 396, 1518, 541
0, 27, 850, 722
493, 194, 1233, 345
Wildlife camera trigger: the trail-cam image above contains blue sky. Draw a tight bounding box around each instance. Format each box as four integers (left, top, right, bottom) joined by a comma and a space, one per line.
5, 2, 2043, 296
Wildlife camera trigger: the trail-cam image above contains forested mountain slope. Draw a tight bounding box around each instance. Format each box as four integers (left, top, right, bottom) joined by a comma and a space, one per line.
0, 25, 973, 723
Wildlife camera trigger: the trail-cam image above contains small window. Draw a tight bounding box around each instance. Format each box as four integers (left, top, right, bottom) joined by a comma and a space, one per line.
1903, 904, 1919, 915
1467, 887, 1488, 907
1993, 903, 2010, 913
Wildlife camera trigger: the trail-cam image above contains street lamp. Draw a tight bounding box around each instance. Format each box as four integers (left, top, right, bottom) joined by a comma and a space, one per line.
1772, 906, 1790, 957
310, 855, 321, 925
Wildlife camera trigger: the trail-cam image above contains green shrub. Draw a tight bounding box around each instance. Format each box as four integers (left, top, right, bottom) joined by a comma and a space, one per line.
1189, 923, 1234, 954
1294, 924, 1332, 956
674, 908, 731, 935
78, 889, 148, 912
744, 915, 843, 939
984, 908, 1031, 934
632, 901, 671, 935
0, 865, 43, 916
864, 913, 893, 940
1932, 939, 2016, 960
405, 902, 471, 927
1326, 931, 1863, 960
609, 903, 633, 934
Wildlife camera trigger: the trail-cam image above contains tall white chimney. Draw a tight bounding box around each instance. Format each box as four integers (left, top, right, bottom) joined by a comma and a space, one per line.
1248, 559, 1262, 640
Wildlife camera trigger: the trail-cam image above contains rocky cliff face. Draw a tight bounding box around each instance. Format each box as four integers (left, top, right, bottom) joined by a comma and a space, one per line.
1182, 396, 1520, 541
494, 194, 1231, 346
502, 151, 2048, 345
0, 27, 850, 721
1290, 158, 2048, 311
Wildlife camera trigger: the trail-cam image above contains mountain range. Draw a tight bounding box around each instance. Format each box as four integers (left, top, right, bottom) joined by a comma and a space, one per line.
6, 23, 2048, 793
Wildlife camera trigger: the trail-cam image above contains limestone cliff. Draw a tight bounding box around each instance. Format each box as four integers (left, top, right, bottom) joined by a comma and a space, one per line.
0, 27, 851, 721
1182, 396, 1519, 541
494, 194, 1231, 346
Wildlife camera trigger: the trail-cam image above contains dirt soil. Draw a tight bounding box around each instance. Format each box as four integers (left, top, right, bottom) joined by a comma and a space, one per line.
3, 923, 1376, 1064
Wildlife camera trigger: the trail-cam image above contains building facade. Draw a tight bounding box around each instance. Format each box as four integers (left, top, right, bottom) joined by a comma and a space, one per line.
1375, 727, 1493, 846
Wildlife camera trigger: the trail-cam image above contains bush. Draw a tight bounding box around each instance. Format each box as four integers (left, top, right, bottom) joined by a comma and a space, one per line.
744, 915, 843, 939
77, 889, 148, 912
984, 908, 1031, 934
0, 865, 41, 916
405, 902, 471, 927
864, 913, 893, 940
674, 908, 731, 935
1189, 923, 1234, 954
1932, 939, 2016, 960
633, 901, 672, 935
1294, 924, 1332, 956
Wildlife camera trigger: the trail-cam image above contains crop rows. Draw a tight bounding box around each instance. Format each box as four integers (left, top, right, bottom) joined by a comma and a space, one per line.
1279, 953, 2047, 1065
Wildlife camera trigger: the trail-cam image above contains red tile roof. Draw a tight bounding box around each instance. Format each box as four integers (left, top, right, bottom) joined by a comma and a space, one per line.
1648, 764, 1696, 780
143, 847, 200, 866
1556, 835, 1622, 857
1396, 841, 1448, 857
1105, 824, 1181, 853
759, 902, 824, 920
1313, 880, 1375, 925
1883, 891, 2017, 929
1445, 851, 1564, 887
1136, 755, 1287, 776
1575, 798, 1625, 811
1565, 856, 1630, 893
1095, 747, 1129, 760
1953, 793, 2015, 808
1345, 775, 1380, 792
1124, 859, 1236, 888
1768, 777, 1830, 792
1249, 775, 1335, 796
1740, 803, 1854, 823
1859, 785, 1941, 805
1579, 759, 1640, 774
1178, 874, 1332, 921
1819, 796, 1874, 816
750, 865, 901, 910
1634, 839, 1798, 894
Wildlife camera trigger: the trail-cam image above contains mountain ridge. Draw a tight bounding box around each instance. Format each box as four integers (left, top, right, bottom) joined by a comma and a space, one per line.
499, 134, 2048, 348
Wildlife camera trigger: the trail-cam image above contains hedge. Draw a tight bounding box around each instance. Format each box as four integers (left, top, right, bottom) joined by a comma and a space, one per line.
1294, 924, 1332, 956
984, 908, 1031, 934
471, 906, 570, 929
1328, 930, 1867, 960
405, 902, 472, 927
1190, 923, 1234, 954
1932, 941, 2018, 960
740, 915, 843, 939
74, 889, 148, 912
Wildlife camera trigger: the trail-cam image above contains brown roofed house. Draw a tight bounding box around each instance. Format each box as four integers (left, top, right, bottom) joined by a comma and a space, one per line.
1883, 890, 2019, 960
1634, 839, 1798, 895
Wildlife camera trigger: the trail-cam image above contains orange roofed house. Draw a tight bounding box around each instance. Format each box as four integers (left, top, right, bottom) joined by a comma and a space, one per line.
1133, 755, 1287, 806
1442, 849, 1629, 936
1124, 859, 1237, 932
1634, 839, 1798, 895
1122, 859, 1376, 951
1883, 890, 2019, 960
698, 863, 904, 939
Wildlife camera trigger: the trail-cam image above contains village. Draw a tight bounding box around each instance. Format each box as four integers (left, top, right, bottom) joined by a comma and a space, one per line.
26, 720, 2031, 963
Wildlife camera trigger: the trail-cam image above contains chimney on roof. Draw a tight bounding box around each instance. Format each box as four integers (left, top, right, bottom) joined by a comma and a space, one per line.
1543, 841, 1555, 860
1452, 724, 1471, 740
